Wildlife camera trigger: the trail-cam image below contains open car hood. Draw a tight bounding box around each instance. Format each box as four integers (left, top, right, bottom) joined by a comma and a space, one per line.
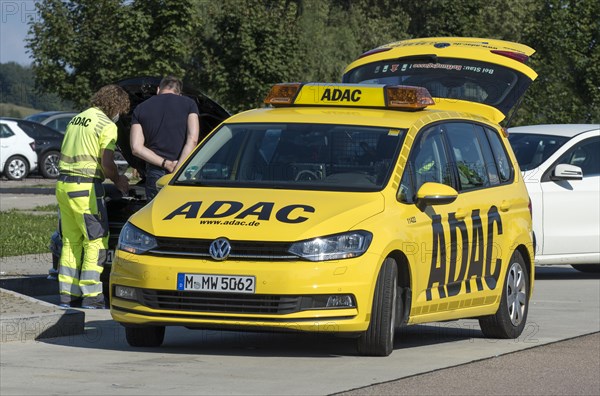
343, 37, 538, 123
114, 77, 231, 175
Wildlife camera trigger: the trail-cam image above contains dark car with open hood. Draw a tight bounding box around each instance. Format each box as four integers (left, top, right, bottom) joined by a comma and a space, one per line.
49, 77, 230, 293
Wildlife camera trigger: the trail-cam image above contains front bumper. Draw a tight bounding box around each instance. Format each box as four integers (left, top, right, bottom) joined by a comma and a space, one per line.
110, 250, 379, 333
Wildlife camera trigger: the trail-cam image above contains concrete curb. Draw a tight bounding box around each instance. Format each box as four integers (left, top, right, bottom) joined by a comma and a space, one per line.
0, 187, 55, 195
0, 273, 86, 343
0, 275, 58, 296
0, 288, 85, 343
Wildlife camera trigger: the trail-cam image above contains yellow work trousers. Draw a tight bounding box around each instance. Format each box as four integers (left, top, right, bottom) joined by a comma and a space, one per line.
56, 180, 108, 302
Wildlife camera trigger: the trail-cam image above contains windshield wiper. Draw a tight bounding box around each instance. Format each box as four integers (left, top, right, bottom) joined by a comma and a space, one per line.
173, 180, 204, 186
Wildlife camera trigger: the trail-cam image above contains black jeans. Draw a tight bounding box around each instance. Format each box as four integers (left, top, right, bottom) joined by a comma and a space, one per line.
145, 163, 167, 201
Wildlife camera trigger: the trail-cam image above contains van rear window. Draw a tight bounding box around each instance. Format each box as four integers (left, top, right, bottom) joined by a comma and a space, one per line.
343, 58, 531, 116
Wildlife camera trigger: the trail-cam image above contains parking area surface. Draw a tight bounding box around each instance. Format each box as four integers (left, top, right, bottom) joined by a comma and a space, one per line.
1, 183, 598, 394
0, 266, 598, 395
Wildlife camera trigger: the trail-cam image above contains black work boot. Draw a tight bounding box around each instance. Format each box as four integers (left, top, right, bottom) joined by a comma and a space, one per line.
81, 294, 106, 309
59, 294, 81, 309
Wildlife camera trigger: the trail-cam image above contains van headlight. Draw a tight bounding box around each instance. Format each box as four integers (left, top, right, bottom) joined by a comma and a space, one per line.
288, 231, 372, 261
118, 222, 157, 254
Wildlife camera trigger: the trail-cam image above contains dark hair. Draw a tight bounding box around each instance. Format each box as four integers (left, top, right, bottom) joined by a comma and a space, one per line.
159, 75, 183, 94
90, 84, 130, 119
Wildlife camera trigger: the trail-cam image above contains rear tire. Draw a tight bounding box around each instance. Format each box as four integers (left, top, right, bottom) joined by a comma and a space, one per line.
125, 326, 165, 347
357, 258, 399, 356
571, 264, 600, 274
40, 150, 60, 178
479, 250, 529, 338
4, 155, 29, 180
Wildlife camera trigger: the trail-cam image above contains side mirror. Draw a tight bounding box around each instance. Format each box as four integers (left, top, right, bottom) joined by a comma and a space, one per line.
416, 182, 458, 206
156, 173, 175, 190
551, 164, 583, 181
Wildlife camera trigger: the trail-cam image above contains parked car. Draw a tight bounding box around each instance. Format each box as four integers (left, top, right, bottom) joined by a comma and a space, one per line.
25, 112, 129, 176
0, 119, 38, 180
2, 118, 64, 179
110, 38, 536, 355
508, 124, 600, 273
25, 111, 78, 134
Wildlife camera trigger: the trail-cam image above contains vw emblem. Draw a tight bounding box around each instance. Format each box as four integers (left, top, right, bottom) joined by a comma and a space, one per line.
209, 238, 231, 261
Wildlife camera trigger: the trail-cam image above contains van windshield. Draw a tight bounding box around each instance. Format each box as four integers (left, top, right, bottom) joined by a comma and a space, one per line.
175, 123, 405, 191
343, 58, 531, 116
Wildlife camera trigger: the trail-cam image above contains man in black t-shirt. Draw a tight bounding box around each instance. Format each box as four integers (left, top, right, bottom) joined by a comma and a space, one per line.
130, 75, 200, 199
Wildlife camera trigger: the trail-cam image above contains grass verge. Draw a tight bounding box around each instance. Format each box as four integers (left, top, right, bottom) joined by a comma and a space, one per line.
32, 204, 59, 212
0, 210, 56, 257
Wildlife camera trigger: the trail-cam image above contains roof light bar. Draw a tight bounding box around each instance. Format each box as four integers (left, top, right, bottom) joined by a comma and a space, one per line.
386, 86, 435, 110
264, 83, 434, 111
264, 83, 302, 105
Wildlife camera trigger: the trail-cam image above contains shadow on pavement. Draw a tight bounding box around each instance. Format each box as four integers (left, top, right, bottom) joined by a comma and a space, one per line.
37, 317, 484, 358
535, 266, 600, 280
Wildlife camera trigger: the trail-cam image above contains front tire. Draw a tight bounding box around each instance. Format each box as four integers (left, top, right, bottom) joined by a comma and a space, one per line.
40, 150, 60, 178
125, 326, 165, 347
479, 250, 529, 338
357, 258, 399, 356
4, 155, 29, 180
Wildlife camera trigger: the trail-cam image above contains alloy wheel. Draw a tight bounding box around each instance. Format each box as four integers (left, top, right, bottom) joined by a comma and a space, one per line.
506, 262, 527, 326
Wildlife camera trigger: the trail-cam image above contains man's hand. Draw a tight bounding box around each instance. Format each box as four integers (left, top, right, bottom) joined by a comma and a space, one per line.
102, 149, 129, 193
115, 174, 130, 194
165, 160, 178, 173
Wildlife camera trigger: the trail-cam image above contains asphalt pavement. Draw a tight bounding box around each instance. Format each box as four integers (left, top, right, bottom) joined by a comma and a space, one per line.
338, 332, 600, 395
0, 177, 599, 395
0, 177, 57, 211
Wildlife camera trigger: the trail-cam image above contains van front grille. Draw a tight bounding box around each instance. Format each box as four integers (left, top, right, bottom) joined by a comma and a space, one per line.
140, 289, 302, 314
148, 237, 296, 260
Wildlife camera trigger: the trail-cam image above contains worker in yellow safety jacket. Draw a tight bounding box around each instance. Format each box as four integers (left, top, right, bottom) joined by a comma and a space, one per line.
56, 84, 130, 309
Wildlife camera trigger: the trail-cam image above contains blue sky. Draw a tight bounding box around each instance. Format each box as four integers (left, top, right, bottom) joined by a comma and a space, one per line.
1, 0, 39, 65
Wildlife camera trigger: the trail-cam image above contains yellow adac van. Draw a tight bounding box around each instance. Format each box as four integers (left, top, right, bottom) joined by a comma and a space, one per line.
111, 37, 536, 356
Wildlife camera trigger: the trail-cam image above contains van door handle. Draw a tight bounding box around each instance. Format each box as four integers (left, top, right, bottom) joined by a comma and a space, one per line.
455, 208, 468, 219
500, 200, 511, 212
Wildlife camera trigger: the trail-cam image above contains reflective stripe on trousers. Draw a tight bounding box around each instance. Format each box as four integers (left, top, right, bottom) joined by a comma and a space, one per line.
56, 180, 107, 299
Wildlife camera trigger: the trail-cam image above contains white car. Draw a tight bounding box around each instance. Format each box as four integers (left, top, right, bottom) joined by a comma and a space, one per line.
0, 119, 38, 180
508, 124, 600, 273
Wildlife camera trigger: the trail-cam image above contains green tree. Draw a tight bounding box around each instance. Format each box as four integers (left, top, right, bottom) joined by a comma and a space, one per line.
25, 0, 597, 123
295, 0, 410, 82
26, 0, 197, 107
0, 62, 70, 111
27, 0, 124, 107
402, 0, 537, 42
294, 1, 361, 82
521, 0, 600, 123
129, 0, 199, 77
189, 0, 411, 111
189, 0, 304, 112
341, 0, 411, 52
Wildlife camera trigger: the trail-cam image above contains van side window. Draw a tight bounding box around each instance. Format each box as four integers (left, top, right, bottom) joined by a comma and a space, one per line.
444, 123, 490, 191
400, 125, 452, 203
486, 128, 513, 182
474, 126, 500, 185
